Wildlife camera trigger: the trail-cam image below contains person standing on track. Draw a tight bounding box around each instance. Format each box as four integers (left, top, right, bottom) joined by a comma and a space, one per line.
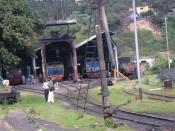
42, 79, 49, 102
47, 78, 55, 103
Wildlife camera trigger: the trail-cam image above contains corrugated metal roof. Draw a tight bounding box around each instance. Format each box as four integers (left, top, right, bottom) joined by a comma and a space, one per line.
75, 34, 97, 48
75, 32, 117, 49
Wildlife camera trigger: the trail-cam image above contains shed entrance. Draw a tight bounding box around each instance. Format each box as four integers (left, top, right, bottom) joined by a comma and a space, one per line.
45, 41, 73, 80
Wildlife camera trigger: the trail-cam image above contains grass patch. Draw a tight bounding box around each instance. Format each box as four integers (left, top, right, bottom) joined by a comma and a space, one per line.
0, 105, 9, 119
90, 82, 133, 106
0, 92, 131, 131
19, 94, 104, 129
90, 80, 175, 114
142, 73, 175, 95
123, 98, 175, 113
142, 74, 161, 89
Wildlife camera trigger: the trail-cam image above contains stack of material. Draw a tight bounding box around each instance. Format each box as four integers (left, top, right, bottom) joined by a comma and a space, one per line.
159, 69, 175, 81
0, 86, 20, 104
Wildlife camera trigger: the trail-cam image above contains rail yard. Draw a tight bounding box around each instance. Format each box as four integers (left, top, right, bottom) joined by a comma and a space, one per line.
15, 78, 175, 131
1, 0, 175, 131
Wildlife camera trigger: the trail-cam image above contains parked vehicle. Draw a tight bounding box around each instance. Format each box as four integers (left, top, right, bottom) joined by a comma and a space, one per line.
119, 63, 137, 79
47, 62, 64, 81
86, 58, 100, 78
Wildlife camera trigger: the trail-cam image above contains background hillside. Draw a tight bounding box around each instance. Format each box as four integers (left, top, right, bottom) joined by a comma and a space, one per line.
27, 0, 175, 57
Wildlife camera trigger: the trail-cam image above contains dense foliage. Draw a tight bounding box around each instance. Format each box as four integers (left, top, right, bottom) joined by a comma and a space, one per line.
27, 0, 175, 58
0, 0, 43, 69
151, 55, 167, 73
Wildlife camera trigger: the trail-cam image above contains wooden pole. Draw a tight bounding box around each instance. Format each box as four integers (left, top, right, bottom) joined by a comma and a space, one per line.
96, 25, 110, 118
40, 40, 47, 81
100, 2, 115, 66
71, 43, 79, 81
91, 0, 110, 119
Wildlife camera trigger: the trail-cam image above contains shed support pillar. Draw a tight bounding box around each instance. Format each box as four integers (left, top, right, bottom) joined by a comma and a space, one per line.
72, 45, 79, 81
32, 56, 37, 83
40, 40, 47, 82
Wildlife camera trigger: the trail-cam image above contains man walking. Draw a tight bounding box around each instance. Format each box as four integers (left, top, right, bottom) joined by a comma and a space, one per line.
42, 79, 49, 102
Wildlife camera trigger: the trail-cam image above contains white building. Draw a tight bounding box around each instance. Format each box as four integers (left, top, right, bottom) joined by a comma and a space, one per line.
133, 56, 155, 68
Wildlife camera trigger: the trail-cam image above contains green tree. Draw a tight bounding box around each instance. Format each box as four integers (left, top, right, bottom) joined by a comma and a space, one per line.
151, 55, 167, 73
0, 0, 43, 69
27, 0, 175, 59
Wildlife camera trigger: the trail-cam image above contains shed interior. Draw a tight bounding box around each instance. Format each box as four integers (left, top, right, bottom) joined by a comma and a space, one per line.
76, 35, 113, 78
45, 41, 73, 79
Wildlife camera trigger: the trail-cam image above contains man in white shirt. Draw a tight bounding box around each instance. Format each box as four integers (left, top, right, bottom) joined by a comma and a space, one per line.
42, 80, 49, 102
47, 78, 55, 103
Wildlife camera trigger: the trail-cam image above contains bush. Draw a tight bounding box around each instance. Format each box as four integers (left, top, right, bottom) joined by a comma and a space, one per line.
29, 107, 37, 116
104, 118, 117, 128
76, 112, 84, 120
143, 78, 149, 85
151, 55, 167, 73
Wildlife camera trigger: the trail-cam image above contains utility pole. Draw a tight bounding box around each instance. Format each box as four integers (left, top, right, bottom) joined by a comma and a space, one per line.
100, 3, 115, 66
100, 0, 117, 80
96, 25, 110, 118
132, 0, 142, 100
91, 0, 111, 119
165, 16, 170, 69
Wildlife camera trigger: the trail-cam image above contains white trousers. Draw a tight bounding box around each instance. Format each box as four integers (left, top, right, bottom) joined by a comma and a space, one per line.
48, 91, 54, 103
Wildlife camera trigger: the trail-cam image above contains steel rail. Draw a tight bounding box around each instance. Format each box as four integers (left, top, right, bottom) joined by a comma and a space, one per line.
122, 87, 175, 102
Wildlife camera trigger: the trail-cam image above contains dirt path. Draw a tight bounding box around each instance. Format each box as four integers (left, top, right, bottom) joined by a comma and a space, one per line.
4, 109, 78, 131
5, 109, 38, 131
0, 120, 10, 131
33, 118, 78, 131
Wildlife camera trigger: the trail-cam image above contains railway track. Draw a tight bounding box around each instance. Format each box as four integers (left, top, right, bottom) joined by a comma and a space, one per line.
120, 79, 175, 102
20, 86, 104, 115
122, 87, 175, 102
114, 109, 175, 128
19, 83, 175, 130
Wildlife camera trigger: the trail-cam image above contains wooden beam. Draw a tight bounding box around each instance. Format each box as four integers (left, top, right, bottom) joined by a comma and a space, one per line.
71, 43, 79, 81
40, 40, 47, 81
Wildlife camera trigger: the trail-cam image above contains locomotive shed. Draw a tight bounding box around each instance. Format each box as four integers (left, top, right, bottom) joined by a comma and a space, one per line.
38, 35, 78, 79
35, 20, 79, 81
35, 29, 118, 81
75, 32, 118, 78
